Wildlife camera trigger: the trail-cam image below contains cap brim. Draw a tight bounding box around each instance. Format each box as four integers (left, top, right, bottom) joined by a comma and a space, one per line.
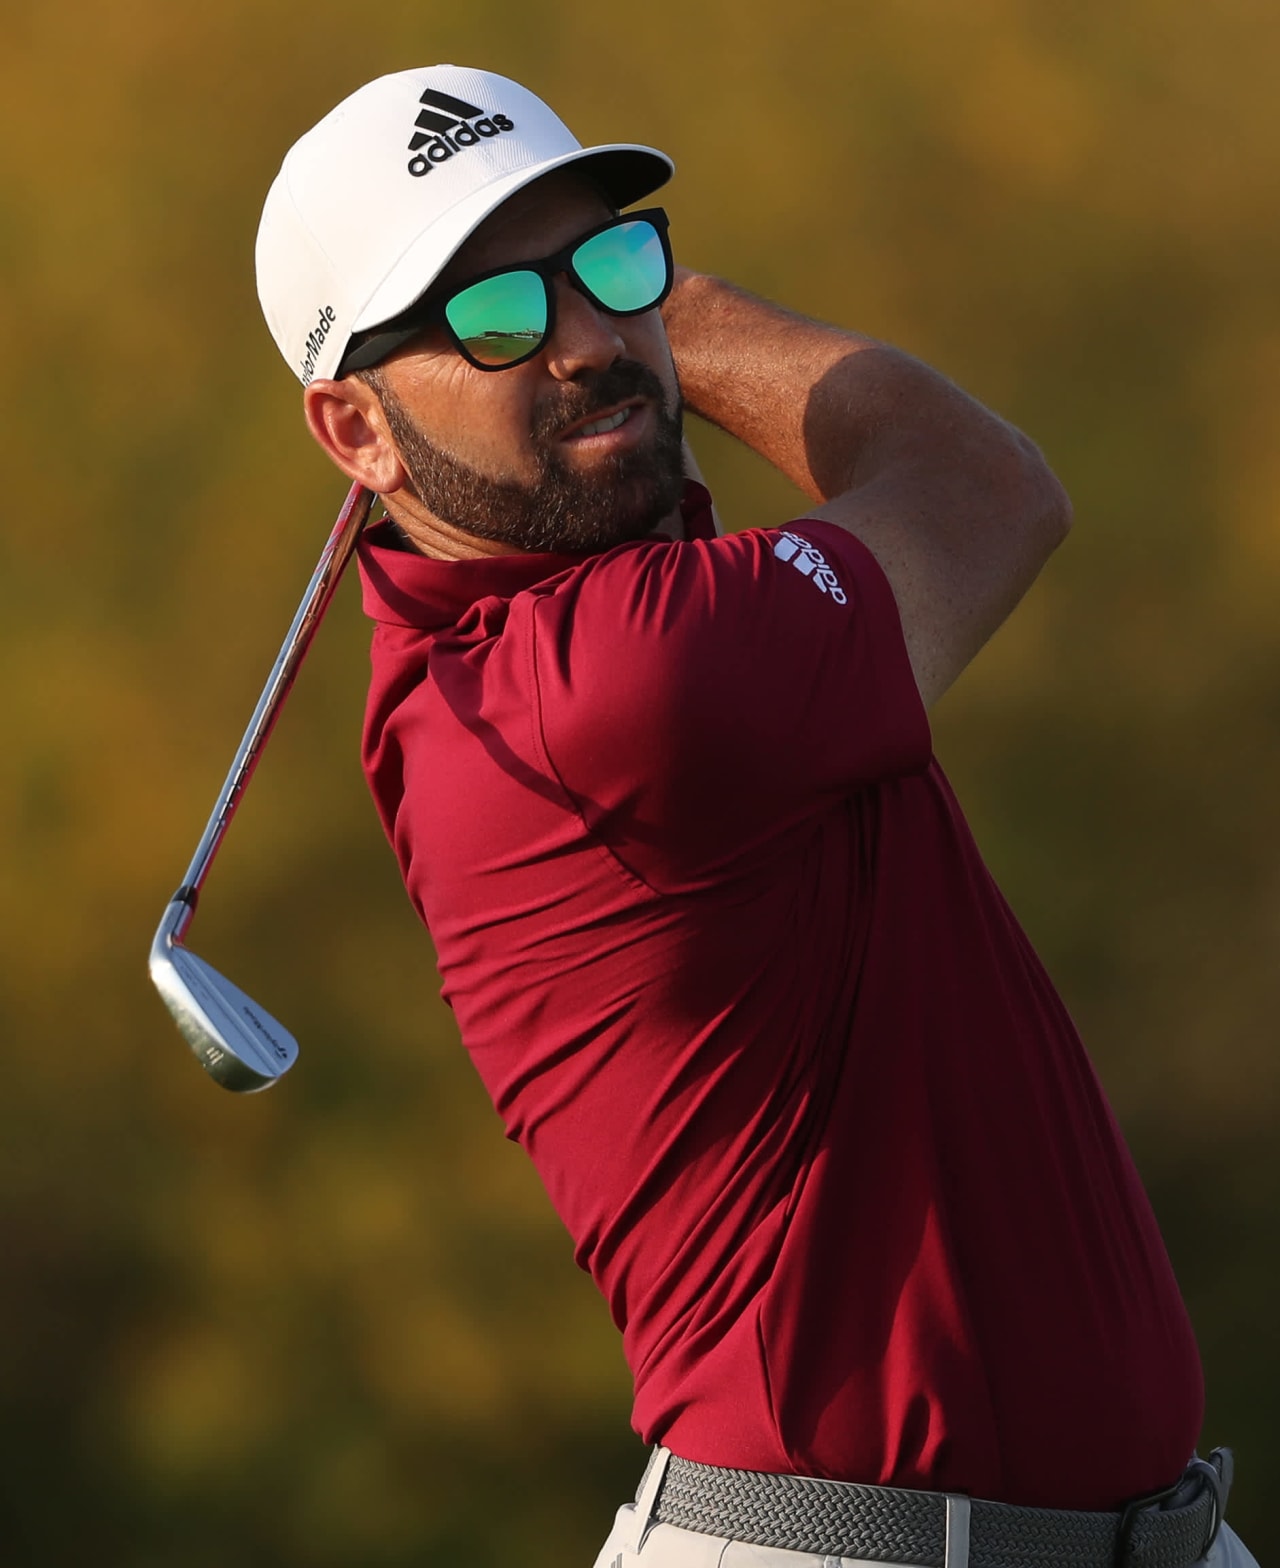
349, 142, 673, 341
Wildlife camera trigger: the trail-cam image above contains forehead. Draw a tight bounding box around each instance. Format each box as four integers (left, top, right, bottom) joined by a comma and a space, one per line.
437, 171, 614, 288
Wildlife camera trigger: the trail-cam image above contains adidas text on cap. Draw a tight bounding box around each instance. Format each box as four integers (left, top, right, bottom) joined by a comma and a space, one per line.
256, 65, 674, 385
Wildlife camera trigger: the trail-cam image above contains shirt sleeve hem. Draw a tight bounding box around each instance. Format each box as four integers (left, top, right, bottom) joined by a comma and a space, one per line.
776, 517, 933, 762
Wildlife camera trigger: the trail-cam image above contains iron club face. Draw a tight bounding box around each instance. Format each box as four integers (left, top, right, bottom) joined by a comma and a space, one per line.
150, 893, 298, 1092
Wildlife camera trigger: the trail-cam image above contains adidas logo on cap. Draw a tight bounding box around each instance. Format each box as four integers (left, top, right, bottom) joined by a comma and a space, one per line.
406, 88, 515, 177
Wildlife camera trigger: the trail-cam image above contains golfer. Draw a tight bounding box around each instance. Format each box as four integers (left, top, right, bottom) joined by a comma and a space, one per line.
256, 66, 1255, 1568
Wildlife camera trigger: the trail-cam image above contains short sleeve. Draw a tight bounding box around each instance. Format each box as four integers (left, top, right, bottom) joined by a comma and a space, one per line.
526, 519, 931, 889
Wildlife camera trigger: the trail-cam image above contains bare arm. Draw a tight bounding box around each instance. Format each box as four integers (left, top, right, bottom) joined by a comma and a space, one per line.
662, 267, 1072, 709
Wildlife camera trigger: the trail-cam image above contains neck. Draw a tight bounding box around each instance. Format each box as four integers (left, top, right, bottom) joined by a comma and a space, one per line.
378, 490, 524, 560
379, 493, 687, 560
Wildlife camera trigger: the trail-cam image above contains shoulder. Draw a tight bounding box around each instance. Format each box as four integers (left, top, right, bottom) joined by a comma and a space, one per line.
525, 520, 924, 765
527, 520, 905, 663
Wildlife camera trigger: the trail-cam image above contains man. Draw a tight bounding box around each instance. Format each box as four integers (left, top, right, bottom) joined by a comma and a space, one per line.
256, 65, 1253, 1568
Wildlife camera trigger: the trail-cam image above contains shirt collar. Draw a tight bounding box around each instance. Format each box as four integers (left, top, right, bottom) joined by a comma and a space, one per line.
358, 481, 716, 631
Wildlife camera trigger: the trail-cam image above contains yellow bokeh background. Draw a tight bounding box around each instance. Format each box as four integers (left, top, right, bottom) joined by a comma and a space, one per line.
2, 2, 1277, 1561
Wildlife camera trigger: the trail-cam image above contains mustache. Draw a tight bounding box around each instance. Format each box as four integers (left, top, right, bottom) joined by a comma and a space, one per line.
531, 360, 672, 441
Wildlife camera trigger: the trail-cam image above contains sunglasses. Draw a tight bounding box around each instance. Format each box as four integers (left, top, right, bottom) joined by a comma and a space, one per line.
338, 208, 674, 377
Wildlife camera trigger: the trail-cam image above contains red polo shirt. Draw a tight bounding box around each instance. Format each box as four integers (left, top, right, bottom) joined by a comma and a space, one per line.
358, 486, 1203, 1509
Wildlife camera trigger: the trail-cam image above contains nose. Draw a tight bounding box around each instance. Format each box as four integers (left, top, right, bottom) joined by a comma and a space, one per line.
543, 274, 626, 380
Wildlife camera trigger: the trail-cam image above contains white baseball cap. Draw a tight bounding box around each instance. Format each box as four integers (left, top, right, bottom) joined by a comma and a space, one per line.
255, 65, 674, 385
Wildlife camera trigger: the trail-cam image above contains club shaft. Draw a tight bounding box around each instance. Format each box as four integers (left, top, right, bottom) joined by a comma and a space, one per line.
167, 482, 376, 945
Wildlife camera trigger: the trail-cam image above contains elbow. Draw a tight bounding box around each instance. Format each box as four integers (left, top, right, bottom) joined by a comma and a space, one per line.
1042, 466, 1074, 551
1013, 432, 1073, 555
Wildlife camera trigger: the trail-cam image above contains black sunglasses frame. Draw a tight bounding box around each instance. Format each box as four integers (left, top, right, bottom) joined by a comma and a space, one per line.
338, 208, 673, 378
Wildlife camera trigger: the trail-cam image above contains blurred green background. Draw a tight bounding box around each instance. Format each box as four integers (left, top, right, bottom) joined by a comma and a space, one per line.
2, 0, 1276, 1562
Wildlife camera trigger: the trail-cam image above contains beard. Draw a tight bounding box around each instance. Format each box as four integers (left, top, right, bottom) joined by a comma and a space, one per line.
374, 360, 687, 554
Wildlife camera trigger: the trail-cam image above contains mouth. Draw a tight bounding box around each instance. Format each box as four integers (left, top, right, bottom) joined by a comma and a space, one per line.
559, 400, 644, 442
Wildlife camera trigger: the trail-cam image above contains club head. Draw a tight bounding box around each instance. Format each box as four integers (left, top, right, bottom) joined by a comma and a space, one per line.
149, 929, 298, 1093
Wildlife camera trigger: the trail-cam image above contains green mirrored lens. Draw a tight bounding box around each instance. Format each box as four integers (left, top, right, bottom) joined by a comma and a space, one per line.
444, 270, 547, 365
574, 220, 667, 313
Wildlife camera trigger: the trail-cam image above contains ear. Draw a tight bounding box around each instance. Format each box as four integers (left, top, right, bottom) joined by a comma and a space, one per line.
302, 376, 409, 494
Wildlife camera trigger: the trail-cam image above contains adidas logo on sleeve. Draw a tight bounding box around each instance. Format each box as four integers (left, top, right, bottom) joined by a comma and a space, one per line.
773, 531, 848, 604
407, 88, 515, 176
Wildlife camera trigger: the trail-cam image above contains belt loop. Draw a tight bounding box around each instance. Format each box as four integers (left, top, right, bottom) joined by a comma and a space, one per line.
945, 1496, 971, 1568
630, 1447, 672, 1553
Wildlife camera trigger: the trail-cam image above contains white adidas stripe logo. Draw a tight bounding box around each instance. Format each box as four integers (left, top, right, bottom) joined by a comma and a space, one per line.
773, 531, 848, 605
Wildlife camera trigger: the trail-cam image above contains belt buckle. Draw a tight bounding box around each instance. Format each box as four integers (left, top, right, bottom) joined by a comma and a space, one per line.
1114, 1476, 1182, 1568
1114, 1454, 1228, 1568
1181, 1455, 1227, 1557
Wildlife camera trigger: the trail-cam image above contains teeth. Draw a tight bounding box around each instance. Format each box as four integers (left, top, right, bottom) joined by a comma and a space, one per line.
577, 408, 631, 438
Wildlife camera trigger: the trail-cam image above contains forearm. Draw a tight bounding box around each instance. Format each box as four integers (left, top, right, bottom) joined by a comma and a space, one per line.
662, 266, 1072, 708
662, 265, 1034, 504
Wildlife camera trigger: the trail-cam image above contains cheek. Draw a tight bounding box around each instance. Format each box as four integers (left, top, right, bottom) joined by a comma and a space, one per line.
449, 388, 544, 476
392, 357, 541, 476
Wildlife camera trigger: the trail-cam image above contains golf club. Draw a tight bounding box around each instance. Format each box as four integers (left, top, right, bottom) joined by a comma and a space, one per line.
149, 481, 376, 1091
